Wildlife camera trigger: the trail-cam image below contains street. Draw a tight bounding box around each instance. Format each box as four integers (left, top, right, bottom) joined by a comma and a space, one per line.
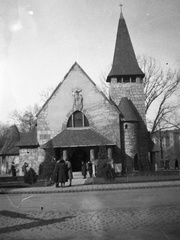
0, 187, 180, 239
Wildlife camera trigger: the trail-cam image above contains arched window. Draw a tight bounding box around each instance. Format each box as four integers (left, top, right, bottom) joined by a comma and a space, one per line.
67, 111, 89, 128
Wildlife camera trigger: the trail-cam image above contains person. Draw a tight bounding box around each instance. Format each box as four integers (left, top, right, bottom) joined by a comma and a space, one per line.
22, 162, 28, 176
87, 160, 93, 178
11, 161, 16, 177
66, 159, 73, 186
56, 158, 66, 188
24, 166, 37, 185
53, 159, 60, 188
175, 158, 179, 170
81, 161, 87, 179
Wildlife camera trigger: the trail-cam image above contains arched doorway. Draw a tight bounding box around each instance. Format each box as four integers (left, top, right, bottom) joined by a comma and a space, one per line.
70, 148, 88, 172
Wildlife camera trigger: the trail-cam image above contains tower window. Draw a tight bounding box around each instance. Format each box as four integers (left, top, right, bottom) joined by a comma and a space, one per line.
67, 111, 89, 128
123, 76, 130, 83
131, 77, 136, 82
125, 124, 128, 129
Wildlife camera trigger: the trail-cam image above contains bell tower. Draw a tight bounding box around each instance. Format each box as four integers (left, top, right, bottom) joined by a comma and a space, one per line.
107, 8, 146, 124
107, 7, 150, 171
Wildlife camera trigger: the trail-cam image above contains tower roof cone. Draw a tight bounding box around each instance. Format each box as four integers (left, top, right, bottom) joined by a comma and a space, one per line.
107, 7, 144, 82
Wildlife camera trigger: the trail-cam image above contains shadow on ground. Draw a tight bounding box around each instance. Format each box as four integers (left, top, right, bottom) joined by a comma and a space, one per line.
0, 210, 75, 234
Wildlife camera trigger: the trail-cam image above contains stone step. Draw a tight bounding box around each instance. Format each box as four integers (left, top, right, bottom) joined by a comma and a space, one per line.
72, 172, 83, 179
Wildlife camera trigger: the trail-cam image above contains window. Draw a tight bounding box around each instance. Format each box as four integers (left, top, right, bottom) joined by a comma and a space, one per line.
131, 77, 136, 82
123, 76, 130, 83
67, 111, 89, 128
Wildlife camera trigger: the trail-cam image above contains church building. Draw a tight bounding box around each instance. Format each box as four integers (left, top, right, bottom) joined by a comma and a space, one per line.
16, 10, 152, 176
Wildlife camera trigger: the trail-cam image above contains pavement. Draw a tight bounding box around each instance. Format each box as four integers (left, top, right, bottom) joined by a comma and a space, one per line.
1, 178, 180, 195
1, 179, 180, 240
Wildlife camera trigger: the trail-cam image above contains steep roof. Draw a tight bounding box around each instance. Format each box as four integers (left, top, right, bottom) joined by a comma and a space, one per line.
118, 97, 139, 121
36, 62, 121, 117
41, 128, 115, 148
107, 12, 144, 82
17, 127, 39, 147
0, 125, 20, 156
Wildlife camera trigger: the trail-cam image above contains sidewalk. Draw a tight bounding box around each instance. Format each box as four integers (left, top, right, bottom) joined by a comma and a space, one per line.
1, 179, 180, 194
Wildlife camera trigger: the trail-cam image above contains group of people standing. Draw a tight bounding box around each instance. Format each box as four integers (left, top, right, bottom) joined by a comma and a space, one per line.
53, 158, 93, 188
53, 158, 73, 188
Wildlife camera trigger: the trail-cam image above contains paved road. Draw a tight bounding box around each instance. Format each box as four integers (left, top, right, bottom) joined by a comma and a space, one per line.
0, 187, 180, 240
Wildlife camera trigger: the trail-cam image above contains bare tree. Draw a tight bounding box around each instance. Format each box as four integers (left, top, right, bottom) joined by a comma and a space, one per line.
39, 87, 54, 104
99, 55, 180, 134
98, 65, 111, 97
11, 104, 40, 132
138, 55, 180, 133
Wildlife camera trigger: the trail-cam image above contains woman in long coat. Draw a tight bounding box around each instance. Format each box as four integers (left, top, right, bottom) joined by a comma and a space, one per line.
58, 159, 66, 187
54, 159, 66, 187
66, 159, 73, 186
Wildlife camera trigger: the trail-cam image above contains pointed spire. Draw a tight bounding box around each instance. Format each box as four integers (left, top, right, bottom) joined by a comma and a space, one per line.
119, 4, 123, 19
107, 8, 144, 82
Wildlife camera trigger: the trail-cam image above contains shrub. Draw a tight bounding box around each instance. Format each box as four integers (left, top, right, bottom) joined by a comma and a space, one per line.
96, 146, 116, 181
41, 140, 56, 181
96, 161, 116, 181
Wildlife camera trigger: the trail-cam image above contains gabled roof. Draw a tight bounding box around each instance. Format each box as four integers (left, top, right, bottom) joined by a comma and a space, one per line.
41, 127, 115, 148
107, 12, 144, 82
36, 62, 121, 117
0, 125, 20, 156
0, 146, 19, 156
17, 127, 39, 147
118, 97, 139, 121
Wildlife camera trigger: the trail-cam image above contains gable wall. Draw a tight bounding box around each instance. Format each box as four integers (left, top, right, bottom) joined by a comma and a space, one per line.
37, 65, 121, 150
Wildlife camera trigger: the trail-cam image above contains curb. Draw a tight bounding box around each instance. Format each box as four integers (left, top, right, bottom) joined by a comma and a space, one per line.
1, 182, 180, 195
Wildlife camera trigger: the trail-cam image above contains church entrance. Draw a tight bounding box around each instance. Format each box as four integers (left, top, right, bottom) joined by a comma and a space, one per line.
70, 148, 88, 172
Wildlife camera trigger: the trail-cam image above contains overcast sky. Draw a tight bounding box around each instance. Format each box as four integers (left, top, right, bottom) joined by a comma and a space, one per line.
0, 0, 180, 124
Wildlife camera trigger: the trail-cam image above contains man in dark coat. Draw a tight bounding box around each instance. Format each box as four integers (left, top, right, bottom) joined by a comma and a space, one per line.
11, 162, 16, 177
55, 159, 66, 187
81, 161, 87, 179
87, 160, 93, 178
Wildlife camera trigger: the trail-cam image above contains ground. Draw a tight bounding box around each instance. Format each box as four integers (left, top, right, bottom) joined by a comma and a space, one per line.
0, 187, 180, 240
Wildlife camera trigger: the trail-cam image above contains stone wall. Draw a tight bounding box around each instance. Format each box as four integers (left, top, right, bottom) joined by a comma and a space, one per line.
19, 148, 44, 175
123, 122, 138, 172
109, 80, 146, 124
109, 79, 150, 171
37, 64, 121, 163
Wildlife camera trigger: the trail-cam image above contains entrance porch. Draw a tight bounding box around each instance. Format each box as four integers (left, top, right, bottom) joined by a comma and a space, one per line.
41, 127, 116, 176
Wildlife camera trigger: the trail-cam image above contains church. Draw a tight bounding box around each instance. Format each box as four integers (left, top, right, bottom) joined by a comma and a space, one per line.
14, 10, 154, 176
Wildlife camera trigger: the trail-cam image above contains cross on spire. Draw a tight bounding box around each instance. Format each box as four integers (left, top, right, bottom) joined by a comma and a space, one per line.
119, 3, 123, 13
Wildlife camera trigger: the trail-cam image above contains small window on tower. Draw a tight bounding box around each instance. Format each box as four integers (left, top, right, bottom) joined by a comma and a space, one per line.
125, 124, 128, 129
123, 76, 130, 83
131, 77, 136, 82
117, 77, 122, 83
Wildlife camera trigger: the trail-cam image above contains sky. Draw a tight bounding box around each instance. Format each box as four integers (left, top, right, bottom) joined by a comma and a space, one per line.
0, 0, 180, 124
